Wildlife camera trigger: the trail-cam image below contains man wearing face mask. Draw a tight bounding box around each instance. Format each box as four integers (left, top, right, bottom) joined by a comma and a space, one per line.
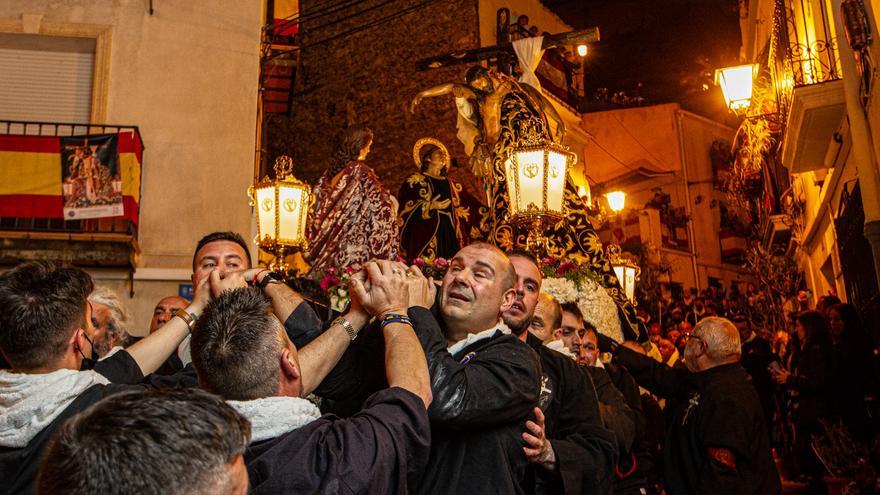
611, 317, 781, 495
0, 261, 207, 493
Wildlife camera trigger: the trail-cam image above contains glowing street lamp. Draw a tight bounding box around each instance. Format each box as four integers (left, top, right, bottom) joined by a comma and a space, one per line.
714, 64, 758, 114
248, 155, 311, 272
605, 190, 626, 213
577, 44, 588, 57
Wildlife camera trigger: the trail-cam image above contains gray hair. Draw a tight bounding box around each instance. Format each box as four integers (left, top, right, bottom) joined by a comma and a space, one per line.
693, 316, 741, 362
88, 286, 133, 347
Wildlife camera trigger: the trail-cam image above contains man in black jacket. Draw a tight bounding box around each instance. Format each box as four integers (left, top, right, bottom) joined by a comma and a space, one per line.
614, 317, 781, 495
504, 251, 618, 495
0, 261, 208, 494
191, 264, 433, 494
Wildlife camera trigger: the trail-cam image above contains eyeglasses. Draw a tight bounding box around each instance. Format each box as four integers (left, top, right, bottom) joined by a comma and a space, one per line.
682, 333, 705, 345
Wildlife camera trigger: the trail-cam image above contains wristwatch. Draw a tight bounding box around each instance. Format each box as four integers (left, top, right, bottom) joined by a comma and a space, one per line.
174, 309, 198, 332
257, 271, 285, 290
333, 316, 358, 341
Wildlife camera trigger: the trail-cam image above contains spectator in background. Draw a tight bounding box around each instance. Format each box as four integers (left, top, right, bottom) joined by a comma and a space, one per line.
657, 339, 680, 368
150, 295, 191, 334
88, 286, 134, 359
733, 314, 777, 432
149, 295, 191, 376
828, 303, 877, 438
770, 311, 835, 489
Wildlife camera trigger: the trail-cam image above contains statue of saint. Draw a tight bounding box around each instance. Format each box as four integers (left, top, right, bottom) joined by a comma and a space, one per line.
305, 124, 400, 275
398, 138, 484, 261
411, 66, 642, 339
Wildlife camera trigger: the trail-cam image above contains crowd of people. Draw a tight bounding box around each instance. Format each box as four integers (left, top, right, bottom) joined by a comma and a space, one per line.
1, 230, 813, 495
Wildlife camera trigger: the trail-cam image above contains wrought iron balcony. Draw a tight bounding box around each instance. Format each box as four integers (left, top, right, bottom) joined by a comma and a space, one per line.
0, 120, 143, 268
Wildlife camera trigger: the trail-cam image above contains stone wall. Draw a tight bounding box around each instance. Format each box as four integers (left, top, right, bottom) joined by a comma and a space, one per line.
268, 0, 484, 199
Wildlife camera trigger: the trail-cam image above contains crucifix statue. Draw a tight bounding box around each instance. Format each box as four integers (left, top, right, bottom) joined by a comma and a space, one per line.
411, 23, 644, 341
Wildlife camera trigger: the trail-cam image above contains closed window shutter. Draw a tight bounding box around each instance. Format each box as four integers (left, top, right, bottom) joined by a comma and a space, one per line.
0, 34, 94, 124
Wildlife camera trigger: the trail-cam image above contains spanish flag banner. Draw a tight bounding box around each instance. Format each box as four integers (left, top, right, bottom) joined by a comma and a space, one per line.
0, 131, 142, 225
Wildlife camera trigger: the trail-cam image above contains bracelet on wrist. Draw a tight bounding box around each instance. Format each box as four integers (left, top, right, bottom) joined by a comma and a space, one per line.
174, 309, 198, 333
380, 313, 412, 330
333, 316, 358, 341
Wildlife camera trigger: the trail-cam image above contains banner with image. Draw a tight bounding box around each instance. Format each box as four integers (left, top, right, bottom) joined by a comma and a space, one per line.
60, 134, 123, 220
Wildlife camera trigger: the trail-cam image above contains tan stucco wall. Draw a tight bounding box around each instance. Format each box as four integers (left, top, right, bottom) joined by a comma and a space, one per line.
580, 104, 742, 290
0, 1, 262, 334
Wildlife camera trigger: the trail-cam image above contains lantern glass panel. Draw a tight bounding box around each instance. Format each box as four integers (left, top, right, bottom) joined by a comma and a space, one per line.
277, 184, 307, 245
255, 185, 277, 241
546, 150, 567, 214
715, 64, 756, 113
515, 150, 546, 213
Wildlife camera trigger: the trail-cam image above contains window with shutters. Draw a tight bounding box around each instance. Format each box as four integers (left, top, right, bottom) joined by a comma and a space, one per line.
0, 33, 96, 124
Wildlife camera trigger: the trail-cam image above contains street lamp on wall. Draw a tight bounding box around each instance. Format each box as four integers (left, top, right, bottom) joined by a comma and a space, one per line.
714, 64, 758, 115
605, 190, 626, 213
247, 155, 311, 272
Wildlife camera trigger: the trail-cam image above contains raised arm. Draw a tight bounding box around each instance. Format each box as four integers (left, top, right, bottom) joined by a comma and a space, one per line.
410, 83, 476, 113
124, 274, 210, 376
351, 261, 432, 406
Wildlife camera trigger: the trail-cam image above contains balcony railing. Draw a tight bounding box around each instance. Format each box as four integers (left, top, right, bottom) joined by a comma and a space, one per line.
771, 0, 843, 114
0, 120, 143, 239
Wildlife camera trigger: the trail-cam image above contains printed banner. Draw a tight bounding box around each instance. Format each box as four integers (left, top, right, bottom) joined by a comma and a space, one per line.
60, 134, 123, 220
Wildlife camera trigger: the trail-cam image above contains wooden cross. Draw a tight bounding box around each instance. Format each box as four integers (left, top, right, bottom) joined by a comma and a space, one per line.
416, 27, 600, 71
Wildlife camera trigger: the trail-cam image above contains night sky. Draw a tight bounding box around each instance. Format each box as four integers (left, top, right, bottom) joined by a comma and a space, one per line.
543, 0, 743, 122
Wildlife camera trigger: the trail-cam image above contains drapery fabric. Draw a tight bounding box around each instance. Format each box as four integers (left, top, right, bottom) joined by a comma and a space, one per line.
512, 35, 545, 91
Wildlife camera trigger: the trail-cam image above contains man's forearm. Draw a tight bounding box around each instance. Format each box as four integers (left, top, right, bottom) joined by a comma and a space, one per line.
297, 310, 369, 397
261, 277, 305, 323
384, 322, 432, 407
125, 304, 199, 375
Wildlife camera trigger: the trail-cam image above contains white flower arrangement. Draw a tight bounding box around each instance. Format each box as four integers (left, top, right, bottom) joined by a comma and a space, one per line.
543, 276, 622, 342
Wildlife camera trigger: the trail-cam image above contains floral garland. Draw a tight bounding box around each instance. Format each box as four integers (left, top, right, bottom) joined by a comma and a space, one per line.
317, 257, 450, 313
539, 257, 623, 342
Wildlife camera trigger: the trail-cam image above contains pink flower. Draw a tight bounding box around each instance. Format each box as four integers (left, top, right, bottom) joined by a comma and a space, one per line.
319, 275, 340, 292
413, 258, 428, 268
325, 267, 337, 276
344, 265, 357, 275
433, 257, 449, 270
541, 256, 556, 266
556, 260, 576, 276
396, 256, 407, 264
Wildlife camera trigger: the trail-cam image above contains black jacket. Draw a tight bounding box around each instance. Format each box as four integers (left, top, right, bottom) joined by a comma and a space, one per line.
244, 388, 431, 494
616, 348, 781, 495
585, 366, 637, 452
411, 308, 541, 494
524, 333, 618, 495
786, 342, 834, 430
1, 352, 148, 495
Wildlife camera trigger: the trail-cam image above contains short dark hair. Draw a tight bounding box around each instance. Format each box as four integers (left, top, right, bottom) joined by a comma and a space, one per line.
506, 249, 538, 267
796, 311, 832, 349
191, 287, 282, 400
37, 388, 250, 495
192, 232, 252, 271
560, 302, 583, 322
0, 261, 94, 370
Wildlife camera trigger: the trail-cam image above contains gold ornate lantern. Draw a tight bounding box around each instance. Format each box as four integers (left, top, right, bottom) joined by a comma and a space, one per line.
607, 244, 640, 304
714, 64, 758, 115
504, 141, 576, 253
247, 155, 311, 271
